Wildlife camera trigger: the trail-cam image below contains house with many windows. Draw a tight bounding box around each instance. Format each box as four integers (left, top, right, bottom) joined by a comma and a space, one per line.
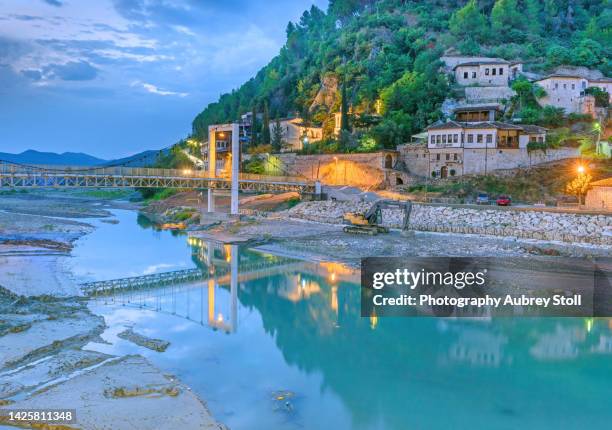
535, 74, 612, 114
453, 59, 523, 87
425, 121, 546, 178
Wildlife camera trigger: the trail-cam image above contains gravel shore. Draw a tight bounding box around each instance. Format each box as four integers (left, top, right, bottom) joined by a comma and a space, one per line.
0, 191, 225, 430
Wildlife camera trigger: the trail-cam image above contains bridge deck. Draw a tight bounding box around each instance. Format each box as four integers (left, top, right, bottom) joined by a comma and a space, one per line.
0, 161, 315, 193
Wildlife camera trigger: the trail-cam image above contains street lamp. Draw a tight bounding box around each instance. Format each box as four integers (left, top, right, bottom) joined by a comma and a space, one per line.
577, 165, 586, 175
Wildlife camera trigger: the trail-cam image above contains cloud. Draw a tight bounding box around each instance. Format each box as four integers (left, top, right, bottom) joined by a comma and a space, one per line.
44, 61, 98, 80
21, 69, 43, 80
172, 25, 196, 37
43, 0, 63, 6
132, 80, 188, 97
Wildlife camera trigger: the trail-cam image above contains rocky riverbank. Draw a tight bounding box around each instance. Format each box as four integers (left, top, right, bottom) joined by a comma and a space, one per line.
283, 201, 612, 246
0, 191, 225, 430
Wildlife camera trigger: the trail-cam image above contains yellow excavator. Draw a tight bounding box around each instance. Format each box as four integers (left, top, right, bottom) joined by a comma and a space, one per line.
343, 199, 412, 235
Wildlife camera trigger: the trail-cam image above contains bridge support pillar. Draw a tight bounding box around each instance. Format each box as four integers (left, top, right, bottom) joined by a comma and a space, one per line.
230, 123, 240, 216
230, 244, 238, 333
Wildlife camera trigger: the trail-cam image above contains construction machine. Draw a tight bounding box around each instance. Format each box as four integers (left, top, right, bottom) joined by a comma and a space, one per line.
343, 199, 412, 235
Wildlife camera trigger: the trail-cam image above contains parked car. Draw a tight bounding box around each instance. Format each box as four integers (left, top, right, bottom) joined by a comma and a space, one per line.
496, 195, 512, 206
475, 193, 489, 205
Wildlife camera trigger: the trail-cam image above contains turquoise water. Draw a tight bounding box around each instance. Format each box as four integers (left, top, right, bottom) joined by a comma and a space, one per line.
76, 210, 612, 430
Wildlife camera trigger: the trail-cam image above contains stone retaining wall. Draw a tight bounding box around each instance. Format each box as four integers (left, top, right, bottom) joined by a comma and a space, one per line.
284, 201, 612, 246
275, 152, 396, 188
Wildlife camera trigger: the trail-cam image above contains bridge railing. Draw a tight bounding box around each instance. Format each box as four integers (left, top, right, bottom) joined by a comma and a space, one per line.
0, 161, 210, 178
0, 160, 314, 185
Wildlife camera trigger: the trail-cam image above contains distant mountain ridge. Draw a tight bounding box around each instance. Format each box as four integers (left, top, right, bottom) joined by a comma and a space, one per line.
1, 148, 172, 168
0, 150, 107, 166
102, 149, 168, 167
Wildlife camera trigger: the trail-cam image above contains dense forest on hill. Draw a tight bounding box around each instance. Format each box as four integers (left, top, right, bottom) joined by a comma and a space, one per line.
192, 0, 611, 150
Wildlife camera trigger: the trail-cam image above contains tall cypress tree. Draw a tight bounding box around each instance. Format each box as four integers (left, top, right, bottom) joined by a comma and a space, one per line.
250, 105, 258, 146
261, 101, 271, 145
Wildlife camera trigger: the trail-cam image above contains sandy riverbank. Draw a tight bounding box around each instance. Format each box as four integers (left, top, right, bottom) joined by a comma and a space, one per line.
0, 190, 226, 430
191, 214, 611, 267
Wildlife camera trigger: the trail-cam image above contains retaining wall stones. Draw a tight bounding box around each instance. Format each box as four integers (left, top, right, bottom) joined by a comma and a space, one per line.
284, 201, 612, 246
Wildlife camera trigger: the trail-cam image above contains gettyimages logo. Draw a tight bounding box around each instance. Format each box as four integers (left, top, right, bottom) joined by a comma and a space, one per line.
372, 268, 487, 290
361, 257, 612, 318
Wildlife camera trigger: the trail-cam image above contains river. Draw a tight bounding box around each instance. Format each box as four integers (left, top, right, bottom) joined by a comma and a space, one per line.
69, 209, 612, 430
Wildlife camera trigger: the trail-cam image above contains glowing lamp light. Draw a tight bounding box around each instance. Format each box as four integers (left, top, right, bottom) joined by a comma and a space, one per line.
183, 169, 192, 175
370, 313, 378, 330
577, 165, 585, 175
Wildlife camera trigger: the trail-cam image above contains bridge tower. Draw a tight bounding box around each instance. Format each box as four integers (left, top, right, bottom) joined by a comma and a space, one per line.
207, 123, 240, 215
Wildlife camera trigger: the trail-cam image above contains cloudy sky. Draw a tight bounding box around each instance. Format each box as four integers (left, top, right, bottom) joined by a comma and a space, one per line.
0, 0, 327, 159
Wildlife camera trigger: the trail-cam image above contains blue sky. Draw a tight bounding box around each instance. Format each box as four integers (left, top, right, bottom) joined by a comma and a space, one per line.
0, 0, 328, 159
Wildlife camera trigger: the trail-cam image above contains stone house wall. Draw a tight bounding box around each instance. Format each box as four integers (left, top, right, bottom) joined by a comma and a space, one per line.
465, 86, 515, 103
586, 186, 611, 211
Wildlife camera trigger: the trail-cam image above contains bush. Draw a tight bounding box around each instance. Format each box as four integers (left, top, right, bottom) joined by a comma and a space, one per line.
567, 113, 594, 123
539, 106, 565, 126
138, 188, 179, 201
243, 157, 266, 174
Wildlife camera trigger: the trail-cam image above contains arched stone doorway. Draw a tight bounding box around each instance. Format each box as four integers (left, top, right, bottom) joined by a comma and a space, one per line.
440, 166, 448, 178
384, 154, 393, 169
396, 177, 404, 185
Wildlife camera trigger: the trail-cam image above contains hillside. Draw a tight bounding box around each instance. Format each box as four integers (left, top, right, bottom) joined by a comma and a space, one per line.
191, 0, 610, 150
0, 150, 107, 166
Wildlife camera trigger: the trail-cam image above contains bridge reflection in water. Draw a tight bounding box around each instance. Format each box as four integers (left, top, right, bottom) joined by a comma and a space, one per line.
87, 238, 358, 334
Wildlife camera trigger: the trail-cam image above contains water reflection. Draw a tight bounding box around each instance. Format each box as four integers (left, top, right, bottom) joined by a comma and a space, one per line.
91, 238, 612, 430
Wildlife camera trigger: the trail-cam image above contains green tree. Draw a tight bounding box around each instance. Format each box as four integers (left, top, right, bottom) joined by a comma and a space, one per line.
524, 0, 543, 35
261, 101, 271, 145
491, 0, 523, 39
585, 87, 610, 108
511, 78, 546, 112
566, 173, 592, 204
449, 0, 489, 43
540, 106, 565, 126
271, 118, 284, 152
250, 106, 259, 146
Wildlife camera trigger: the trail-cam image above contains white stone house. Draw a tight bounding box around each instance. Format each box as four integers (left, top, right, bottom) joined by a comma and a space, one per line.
535, 74, 612, 114
453, 60, 523, 87
270, 118, 323, 152
585, 178, 612, 211
425, 121, 547, 177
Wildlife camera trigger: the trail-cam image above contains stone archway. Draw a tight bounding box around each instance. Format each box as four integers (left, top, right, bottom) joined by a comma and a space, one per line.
384, 154, 393, 169
396, 177, 404, 185
440, 166, 448, 178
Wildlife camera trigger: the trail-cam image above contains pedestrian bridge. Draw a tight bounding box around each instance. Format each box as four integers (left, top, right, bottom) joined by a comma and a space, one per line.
0, 160, 315, 194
